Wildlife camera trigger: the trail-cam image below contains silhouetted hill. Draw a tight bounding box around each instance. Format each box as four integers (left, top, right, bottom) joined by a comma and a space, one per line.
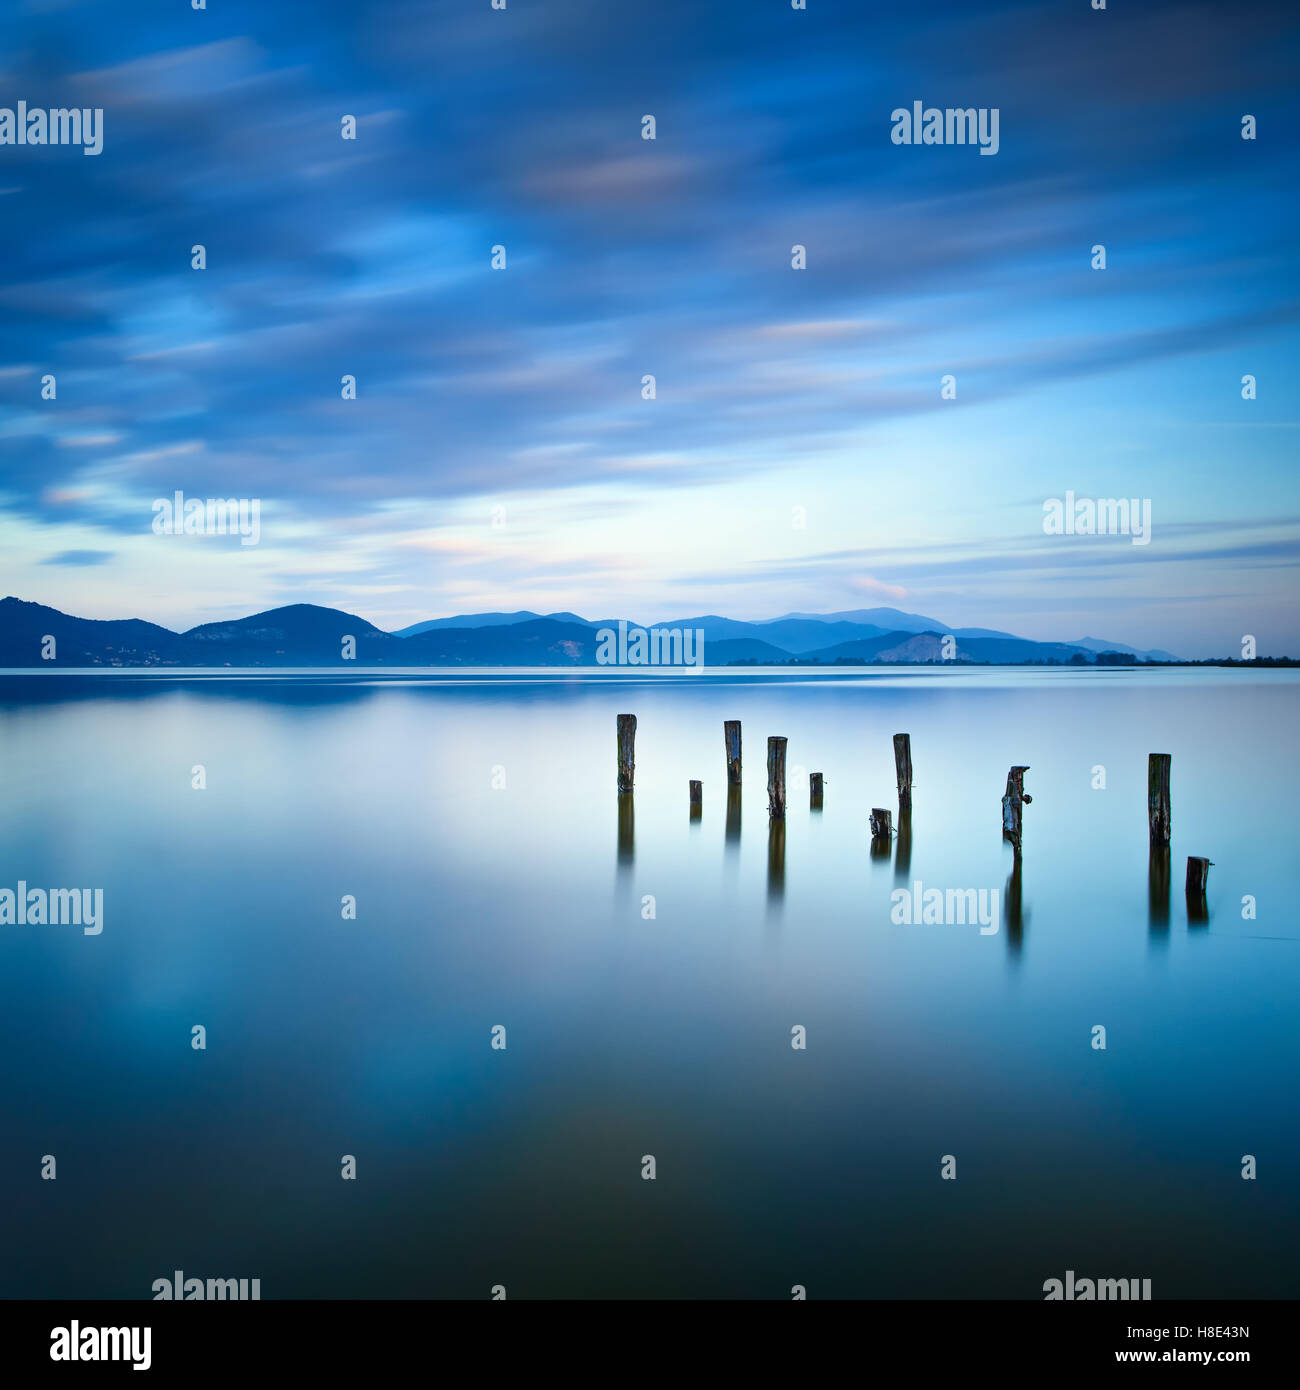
803, 631, 1093, 664
701, 636, 800, 664
181, 604, 395, 664
393, 610, 590, 637
0, 599, 1184, 667
400, 617, 600, 664
767, 606, 949, 632
0, 596, 185, 666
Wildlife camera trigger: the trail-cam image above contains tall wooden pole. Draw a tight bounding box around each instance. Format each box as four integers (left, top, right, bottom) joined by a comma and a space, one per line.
893, 733, 913, 816
1148, 754, 1171, 845
767, 736, 787, 818
616, 714, 636, 792
724, 720, 742, 786
1002, 765, 1031, 857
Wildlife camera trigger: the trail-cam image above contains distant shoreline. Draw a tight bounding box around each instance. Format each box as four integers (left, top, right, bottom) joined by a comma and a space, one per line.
1, 661, 1295, 677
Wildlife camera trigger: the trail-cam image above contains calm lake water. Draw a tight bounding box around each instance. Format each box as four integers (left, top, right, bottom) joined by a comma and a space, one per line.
1, 667, 1296, 1299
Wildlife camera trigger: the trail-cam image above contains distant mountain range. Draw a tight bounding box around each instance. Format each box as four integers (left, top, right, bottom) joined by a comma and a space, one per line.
0, 597, 1183, 667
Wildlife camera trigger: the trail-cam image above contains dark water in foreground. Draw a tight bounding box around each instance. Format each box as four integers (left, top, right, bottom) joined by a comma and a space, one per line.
1, 667, 1296, 1299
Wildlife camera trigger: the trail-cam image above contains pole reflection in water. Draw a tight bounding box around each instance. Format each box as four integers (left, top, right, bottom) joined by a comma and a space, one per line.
725, 785, 742, 852
1149, 845, 1170, 935
1004, 856, 1026, 959
767, 817, 785, 911
616, 791, 635, 881
894, 809, 912, 884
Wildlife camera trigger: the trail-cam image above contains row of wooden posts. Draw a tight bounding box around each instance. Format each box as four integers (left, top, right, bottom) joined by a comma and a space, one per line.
616, 716, 1214, 908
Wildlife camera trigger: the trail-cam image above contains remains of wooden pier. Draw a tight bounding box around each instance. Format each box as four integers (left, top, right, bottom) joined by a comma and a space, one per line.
724, 720, 742, 785
767, 736, 787, 818
1185, 855, 1212, 894
869, 806, 893, 861
1185, 855, 1212, 922
893, 733, 913, 816
616, 713, 636, 792
1148, 753, 1171, 845
610, 716, 1216, 923
1001, 765, 1031, 858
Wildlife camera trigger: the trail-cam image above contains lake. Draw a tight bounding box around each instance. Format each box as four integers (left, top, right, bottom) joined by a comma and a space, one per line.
1, 666, 1296, 1299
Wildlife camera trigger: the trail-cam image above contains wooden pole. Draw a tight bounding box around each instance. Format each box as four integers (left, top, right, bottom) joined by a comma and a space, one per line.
1001, 765, 1031, 857
1185, 856, 1212, 894
893, 733, 913, 816
869, 807, 892, 860
809, 772, 823, 810
725, 784, 742, 845
616, 713, 636, 792
617, 791, 635, 863
1186, 856, 1212, 923
724, 720, 742, 786
1148, 753, 1171, 845
689, 780, 702, 821
767, 736, 787, 818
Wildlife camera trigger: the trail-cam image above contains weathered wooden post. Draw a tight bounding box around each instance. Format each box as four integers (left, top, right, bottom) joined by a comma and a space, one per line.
689, 780, 702, 821
893, 734, 913, 816
617, 792, 635, 864
616, 713, 636, 792
809, 772, 824, 809
870, 807, 892, 860
725, 784, 742, 846
724, 720, 742, 786
767, 736, 787, 818
1001, 766, 1031, 856
1185, 856, 1212, 923
1148, 753, 1171, 845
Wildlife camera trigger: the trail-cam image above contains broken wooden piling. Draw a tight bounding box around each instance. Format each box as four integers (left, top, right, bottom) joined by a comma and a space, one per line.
724, 720, 742, 785
1185, 856, 1212, 894
767, 736, 787, 818
1148, 753, 1171, 845
616, 713, 637, 792
893, 733, 913, 816
810, 772, 824, 810
725, 784, 742, 845
1186, 856, 1212, 924
689, 780, 702, 821
869, 807, 892, 861
1001, 765, 1032, 857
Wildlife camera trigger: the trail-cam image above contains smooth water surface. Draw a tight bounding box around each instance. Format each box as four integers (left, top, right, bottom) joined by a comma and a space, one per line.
1, 667, 1296, 1298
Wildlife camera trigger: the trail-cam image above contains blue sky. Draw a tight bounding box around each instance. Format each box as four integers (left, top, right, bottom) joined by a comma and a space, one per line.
0, 0, 1297, 656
